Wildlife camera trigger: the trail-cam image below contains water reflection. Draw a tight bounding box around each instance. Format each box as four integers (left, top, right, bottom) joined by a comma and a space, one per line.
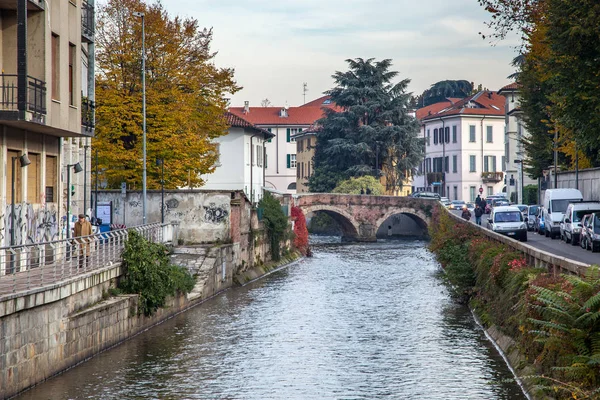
16, 239, 525, 400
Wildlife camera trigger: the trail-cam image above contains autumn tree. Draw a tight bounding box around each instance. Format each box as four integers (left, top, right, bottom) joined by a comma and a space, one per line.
94, 0, 240, 189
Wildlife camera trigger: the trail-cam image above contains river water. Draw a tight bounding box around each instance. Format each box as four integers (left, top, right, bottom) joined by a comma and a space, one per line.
17, 238, 526, 400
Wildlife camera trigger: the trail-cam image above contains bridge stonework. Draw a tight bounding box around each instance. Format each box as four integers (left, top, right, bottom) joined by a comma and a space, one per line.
295, 194, 434, 242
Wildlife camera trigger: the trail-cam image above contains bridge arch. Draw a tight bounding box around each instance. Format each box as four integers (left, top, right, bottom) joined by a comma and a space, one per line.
374, 208, 429, 238
302, 205, 360, 241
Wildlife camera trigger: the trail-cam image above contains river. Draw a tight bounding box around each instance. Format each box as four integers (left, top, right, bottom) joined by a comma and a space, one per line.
16, 238, 526, 400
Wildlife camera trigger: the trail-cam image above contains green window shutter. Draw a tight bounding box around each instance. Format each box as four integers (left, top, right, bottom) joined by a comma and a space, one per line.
286, 128, 290, 142
287, 154, 291, 168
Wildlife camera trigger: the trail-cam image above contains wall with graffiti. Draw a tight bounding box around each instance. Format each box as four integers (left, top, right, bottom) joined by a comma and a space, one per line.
97, 190, 232, 244
1, 203, 60, 247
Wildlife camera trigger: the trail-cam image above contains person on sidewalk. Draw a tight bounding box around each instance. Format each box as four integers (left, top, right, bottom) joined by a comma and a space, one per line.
461, 205, 471, 221
474, 204, 484, 226
74, 214, 93, 268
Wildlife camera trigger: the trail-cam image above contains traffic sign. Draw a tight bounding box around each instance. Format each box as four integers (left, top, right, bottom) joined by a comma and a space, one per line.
479, 187, 484, 194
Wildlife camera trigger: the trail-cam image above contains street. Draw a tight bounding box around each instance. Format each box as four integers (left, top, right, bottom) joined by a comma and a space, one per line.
451, 210, 600, 266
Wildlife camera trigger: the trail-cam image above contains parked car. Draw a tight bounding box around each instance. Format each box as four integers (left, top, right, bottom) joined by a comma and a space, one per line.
439, 198, 452, 208
515, 205, 528, 218
535, 207, 546, 235
449, 200, 466, 210
560, 201, 600, 245
466, 203, 475, 213
412, 191, 440, 200
586, 213, 600, 252
526, 205, 540, 231
486, 205, 528, 242
542, 188, 583, 239
580, 214, 593, 250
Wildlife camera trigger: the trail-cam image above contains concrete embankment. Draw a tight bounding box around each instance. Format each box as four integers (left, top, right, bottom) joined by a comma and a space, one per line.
0, 245, 300, 400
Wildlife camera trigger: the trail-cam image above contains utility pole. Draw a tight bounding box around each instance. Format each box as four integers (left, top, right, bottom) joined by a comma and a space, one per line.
302, 82, 308, 105
133, 11, 147, 224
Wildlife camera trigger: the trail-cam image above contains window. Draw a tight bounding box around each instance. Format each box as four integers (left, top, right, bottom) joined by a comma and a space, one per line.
286, 128, 301, 142
486, 126, 493, 143
487, 186, 493, 196
505, 141, 509, 164
452, 126, 457, 143
470, 186, 476, 202
287, 154, 296, 168
51, 33, 60, 100
7, 150, 23, 202
444, 156, 449, 173
425, 158, 431, 173
287, 182, 297, 190
469, 125, 476, 142
45, 156, 57, 203
433, 128, 438, 145
501, 156, 506, 171
484, 156, 497, 172
444, 127, 450, 143
469, 155, 476, 172
256, 144, 262, 167
27, 153, 41, 203
426, 129, 430, 146
69, 43, 76, 105
298, 139, 303, 152
439, 129, 444, 144
453, 186, 458, 200
452, 155, 457, 173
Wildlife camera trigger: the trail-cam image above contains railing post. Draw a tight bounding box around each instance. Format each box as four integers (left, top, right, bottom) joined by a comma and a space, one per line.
171, 221, 180, 246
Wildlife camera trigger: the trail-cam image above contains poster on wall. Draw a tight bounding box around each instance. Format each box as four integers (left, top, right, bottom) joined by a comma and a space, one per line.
96, 202, 112, 225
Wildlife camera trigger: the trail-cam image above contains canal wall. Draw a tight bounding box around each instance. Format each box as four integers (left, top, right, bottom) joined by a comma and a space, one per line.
0, 191, 298, 399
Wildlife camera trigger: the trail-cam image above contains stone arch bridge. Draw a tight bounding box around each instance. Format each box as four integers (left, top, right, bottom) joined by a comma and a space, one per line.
295, 194, 435, 242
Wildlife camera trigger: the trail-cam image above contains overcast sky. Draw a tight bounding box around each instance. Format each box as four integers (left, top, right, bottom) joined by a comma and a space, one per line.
150, 0, 520, 107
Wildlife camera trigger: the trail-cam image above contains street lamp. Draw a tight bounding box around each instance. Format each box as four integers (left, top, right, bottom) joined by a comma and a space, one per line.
66, 162, 83, 240
514, 159, 524, 204
10, 153, 31, 247
156, 158, 164, 223
133, 11, 147, 225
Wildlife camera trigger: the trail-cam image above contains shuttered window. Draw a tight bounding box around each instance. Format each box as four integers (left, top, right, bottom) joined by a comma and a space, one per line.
27, 153, 41, 203
46, 156, 57, 203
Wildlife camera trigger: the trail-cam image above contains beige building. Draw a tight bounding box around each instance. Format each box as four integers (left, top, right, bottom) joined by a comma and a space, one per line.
294, 127, 317, 193
0, 0, 95, 249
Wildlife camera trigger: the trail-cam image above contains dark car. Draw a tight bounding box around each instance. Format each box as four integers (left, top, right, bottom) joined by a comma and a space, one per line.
586, 213, 600, 252
580, 214, 593, 250
527, 205, 539, 231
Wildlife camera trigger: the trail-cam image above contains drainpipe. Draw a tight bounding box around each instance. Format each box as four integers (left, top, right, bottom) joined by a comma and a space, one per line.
439, 117, 446, 198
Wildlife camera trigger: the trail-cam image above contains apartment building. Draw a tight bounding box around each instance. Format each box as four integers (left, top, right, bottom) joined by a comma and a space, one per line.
293, 126, 317, 193
497, 83, 536, 204
201, 112, 274, 203
0, 0, 96, 248
229, 96, 334, 193
413, 91, 506, 202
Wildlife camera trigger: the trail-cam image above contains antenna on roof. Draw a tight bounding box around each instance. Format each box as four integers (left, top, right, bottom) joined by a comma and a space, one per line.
303, 82, 308, 105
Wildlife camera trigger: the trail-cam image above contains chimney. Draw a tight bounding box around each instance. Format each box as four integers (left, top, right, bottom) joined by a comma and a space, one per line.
243, 101, 250, 114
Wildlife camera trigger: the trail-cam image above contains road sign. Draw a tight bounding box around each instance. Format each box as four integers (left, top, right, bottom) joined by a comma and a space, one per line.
479, 187, 484, 194
432, 182, 442, 186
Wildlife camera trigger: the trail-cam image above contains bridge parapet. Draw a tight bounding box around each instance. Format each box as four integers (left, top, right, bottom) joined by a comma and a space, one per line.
295, 194, 436, 241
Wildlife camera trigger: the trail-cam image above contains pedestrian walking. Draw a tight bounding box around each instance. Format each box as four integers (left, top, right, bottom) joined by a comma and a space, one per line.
476, 194, 482, 208
74, 213, 93, 268
461, 206, 471, 221
474, 204, 484, 226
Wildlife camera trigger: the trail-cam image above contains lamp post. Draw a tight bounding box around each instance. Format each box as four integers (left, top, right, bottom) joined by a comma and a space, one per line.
156, 158, 164, 223
133, 11, 147, 225
10, 154, 31, 247
66, 162, 83, 240
514, 159, 524, 204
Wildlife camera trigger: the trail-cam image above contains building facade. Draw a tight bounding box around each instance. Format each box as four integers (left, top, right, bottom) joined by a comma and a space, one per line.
497, 83, 536, 204
413, 91, 506, 202
0, 0, 95, 249
229, 96, 334, 194
202, 113, 274, 203
293, 128, 317, 193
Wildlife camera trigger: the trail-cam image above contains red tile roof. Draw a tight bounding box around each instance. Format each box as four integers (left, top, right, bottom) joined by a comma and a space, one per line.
229, 106, 328, 126
498, 82, 520, 94
300, 95, 338, 109
421, 91, 505, 121
225, 112, 275, 138
416, 99, 456, 120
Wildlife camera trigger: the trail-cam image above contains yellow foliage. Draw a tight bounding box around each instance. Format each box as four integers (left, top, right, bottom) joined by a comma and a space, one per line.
93, 0, 241, 189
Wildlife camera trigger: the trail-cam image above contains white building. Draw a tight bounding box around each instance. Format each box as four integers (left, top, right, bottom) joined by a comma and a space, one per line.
413, 91, 506, 202
497, 83, 536, 204
201, 112, 274, 203
229, 96, 335, 193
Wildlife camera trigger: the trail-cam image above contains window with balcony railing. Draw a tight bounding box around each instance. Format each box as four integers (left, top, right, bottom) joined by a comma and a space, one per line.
81, 97, 95, 130
0, 74, 47, 115
81, 0, 95, 41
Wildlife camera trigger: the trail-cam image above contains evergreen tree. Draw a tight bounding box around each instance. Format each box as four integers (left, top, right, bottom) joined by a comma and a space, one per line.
422, 80, 473, 106
309, 58, 423, 193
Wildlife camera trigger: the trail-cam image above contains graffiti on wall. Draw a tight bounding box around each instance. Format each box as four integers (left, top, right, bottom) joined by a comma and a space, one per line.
3, 203, 59, 246
204, 203, 229, 224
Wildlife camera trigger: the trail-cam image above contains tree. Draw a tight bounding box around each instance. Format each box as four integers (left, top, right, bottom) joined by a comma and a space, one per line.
332, 176, 384, 195
309, 58, 423, 193
260, 98, 272, 107
93, 0, 241, 189
422, 80, 473, 106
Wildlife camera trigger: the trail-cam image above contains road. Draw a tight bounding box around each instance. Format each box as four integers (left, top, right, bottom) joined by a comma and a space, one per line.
451, 210, 600, 266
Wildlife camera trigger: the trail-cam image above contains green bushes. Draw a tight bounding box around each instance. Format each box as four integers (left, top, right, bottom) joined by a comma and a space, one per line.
258, 192, 289, 261
429, 207, 600, 399
119, 231, 195, 316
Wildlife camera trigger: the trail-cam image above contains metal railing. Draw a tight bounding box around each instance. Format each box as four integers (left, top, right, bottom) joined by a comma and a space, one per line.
0, 74, 47, 115
0, 223, 175, 297
81, 0, 95, 41
82, 97, 95, 129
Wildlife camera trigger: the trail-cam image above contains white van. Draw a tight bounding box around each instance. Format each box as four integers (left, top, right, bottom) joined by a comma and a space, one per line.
543, 188, 583, 238
561, 202, 600, 245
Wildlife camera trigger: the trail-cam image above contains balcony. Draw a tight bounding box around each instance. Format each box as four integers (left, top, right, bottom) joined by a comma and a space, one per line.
0, 0, 45, 11
426, 172, 445, 186
81, 0, 95, 43
481, 171, 503, 183
0, 74, 47, 121
81, 97, 95, 134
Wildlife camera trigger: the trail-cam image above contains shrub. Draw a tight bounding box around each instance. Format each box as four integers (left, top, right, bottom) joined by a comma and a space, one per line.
291, 206, 309, 256
258, 192, 289, 261
120, 231, 195, 316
